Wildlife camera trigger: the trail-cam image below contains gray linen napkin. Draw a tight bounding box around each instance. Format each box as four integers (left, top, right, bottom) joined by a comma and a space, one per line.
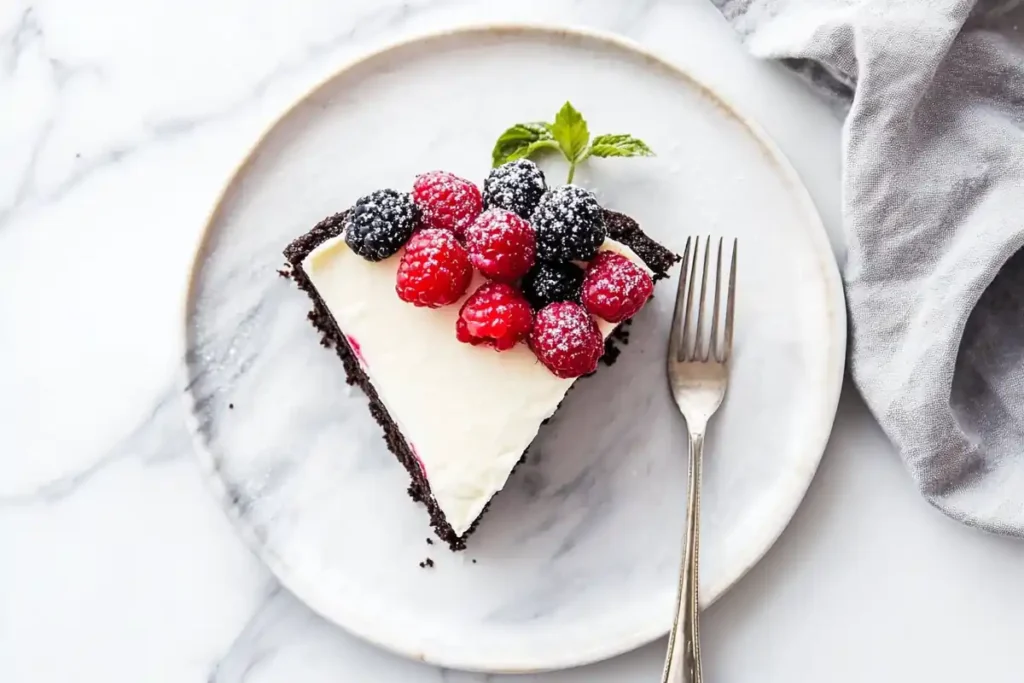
712, 0, 1024, 535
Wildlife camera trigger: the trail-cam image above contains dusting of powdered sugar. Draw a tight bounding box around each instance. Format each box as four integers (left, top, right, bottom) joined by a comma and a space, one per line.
545, 305, 600, 352
357, 188, 417, 225
482, 159, 547, 219
530, 301, 604, 377
532, 184, 601, 228
413, 170, 481, 235
593, 252, 651, 295
344, 188, 418, 261
530, 184, 607, 261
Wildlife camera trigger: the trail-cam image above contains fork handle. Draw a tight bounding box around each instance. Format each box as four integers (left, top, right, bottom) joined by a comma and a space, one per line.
661, 429, 704, 683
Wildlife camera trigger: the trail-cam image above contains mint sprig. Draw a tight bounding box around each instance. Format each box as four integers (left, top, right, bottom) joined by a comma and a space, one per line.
490, 122, 558, 167
490, 101, 654, 182
587, 134, 654, 159
550, 102, 590, 181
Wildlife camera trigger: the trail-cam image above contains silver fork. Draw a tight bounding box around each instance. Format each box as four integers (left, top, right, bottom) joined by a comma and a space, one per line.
661, 236, 737, 683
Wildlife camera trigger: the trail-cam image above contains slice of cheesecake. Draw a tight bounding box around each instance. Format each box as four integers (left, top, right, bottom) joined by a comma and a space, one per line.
284, 208, 677, 550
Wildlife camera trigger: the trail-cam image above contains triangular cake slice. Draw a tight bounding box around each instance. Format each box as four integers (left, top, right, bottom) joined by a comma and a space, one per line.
284, 207, 677, 550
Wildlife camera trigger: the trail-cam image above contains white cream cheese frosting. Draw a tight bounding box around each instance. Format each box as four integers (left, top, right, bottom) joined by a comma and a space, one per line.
303, 235, 652, 537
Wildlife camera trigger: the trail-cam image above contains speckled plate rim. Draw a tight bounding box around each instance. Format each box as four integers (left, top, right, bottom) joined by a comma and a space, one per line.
180, 23, 847, 673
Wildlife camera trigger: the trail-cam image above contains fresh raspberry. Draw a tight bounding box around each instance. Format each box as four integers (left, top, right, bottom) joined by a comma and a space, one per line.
456, 282, 533, 351
463, 209, 536, 283
412, 171, 483, 237
396, 229, 473, 308
529, 302, 604, 378
581, 251, 654, 323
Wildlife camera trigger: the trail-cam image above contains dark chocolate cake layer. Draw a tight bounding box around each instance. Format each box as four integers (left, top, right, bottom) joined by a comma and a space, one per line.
283, 208, 678, 551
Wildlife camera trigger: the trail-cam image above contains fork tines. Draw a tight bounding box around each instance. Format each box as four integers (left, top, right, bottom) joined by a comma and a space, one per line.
670, 236, 737, 364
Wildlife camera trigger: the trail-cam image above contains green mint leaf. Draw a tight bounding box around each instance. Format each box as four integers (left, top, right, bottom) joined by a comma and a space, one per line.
505, 138, 560, 163
491, 122, 554, 167
585, 134, 655, 159
490, 105, 653, 183
550, 102, 590, 163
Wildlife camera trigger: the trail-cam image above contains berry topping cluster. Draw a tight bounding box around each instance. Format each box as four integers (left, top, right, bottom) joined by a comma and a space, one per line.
342, 159, 654, 378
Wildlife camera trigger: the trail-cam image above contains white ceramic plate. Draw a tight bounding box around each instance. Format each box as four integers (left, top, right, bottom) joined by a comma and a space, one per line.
183, 25, 846, 673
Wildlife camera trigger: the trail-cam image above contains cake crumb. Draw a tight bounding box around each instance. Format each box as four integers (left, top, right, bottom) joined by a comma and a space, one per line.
426, 538, 433, 545
426, 558, 434, 568
472, 559, 477, 564
602, 339, 622, 365
228, 403, 234, 410
277, 265, 292, 279
419, 558, 434, 569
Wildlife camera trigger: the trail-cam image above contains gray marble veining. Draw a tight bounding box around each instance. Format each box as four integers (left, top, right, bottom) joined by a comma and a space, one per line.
0, 1, 850, 681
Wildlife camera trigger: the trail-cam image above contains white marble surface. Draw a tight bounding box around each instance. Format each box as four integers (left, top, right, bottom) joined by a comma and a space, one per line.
5, 1, 1024, 682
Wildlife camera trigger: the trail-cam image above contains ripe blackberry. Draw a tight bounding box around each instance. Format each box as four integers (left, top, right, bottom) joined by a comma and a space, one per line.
521, 261, 584, 310
531, 185, 607, 263
482, 159, 547, 220
343, 189, 419, 261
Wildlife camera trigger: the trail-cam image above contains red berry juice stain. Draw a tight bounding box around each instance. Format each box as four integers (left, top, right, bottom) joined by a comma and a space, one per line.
410, 443, 428, 478
345, 335, 365, 366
